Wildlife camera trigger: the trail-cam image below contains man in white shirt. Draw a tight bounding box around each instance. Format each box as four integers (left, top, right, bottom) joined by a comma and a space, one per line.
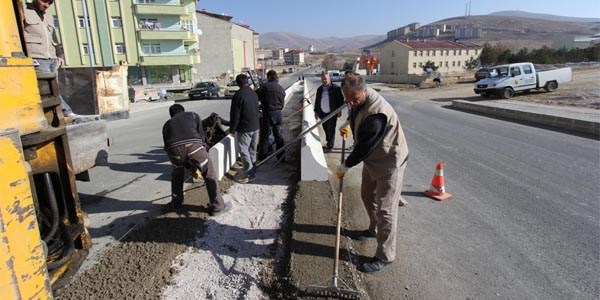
314, 71, 345, 153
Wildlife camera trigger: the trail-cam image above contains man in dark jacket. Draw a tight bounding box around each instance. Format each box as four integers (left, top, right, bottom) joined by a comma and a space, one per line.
229, 74, 260, 183
202, 112, 230, 148
314, 71, 345, 152
162, 104, 229, 215
256, 70, 286, 161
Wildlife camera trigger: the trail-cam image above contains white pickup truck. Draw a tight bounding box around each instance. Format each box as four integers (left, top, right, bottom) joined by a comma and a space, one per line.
473, 62, 572, 99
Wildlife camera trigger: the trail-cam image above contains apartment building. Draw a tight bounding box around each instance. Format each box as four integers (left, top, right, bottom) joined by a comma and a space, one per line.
50, 0, 200, 90
194, 10, 257, 82
377, 40, 482, 75
284, 50, 304, 65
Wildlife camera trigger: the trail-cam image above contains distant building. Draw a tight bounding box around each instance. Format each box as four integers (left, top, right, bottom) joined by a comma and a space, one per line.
284, 50, 304, 65
195, 10, 258, 82
272, 48, 285, 59
387, 23, 421, 40
377, 39, 482, 75
308, 44, 316, 52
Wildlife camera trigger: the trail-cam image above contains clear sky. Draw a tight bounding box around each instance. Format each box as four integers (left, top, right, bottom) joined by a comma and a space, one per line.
196, 0, 600, 38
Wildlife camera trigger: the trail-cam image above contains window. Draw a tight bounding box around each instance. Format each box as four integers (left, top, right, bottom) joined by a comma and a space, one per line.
452, 61, 456, 67
142, 43, 161, 54
53, 16, 59, 28
510, 67, 521, 76
413, 51, 417, 57
418, 62, 423, 67
432, 50, 436, 56
419, 51, 423, 56
426, 51, 430, 56
115, 43, 126, 54
523, 65, 533, 74
391, 50, 395, 57
78, 16, 90, 28
453, 50, 457, 55
138, 0, 156, 3
458, 50, 462, 55
181, 19, 194, 32
445, 61, 448, 67
391, 62, 395, 68
82, 43, 89, 55
413, 62, 417, 68
457, 61, 461, 66
111, 17, 123, 28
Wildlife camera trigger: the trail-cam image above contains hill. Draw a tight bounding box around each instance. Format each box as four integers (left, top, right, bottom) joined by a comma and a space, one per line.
258, 32, 385, 52
260, 12, 600, 52
433, 14, 599, 50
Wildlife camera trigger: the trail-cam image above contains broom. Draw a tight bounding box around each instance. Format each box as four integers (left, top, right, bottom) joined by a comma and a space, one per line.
304, 136, 361, 299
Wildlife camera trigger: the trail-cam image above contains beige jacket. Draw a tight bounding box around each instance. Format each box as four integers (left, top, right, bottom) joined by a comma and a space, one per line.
24, 5, 58, 59
352, 88, 409, 175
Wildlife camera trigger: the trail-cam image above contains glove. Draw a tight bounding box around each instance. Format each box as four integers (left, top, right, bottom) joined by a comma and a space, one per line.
339, 121, 350, 138
336, 164, 349, 178
192, 168, 202, 179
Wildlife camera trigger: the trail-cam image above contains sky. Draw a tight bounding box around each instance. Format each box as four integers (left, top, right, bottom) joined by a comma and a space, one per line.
196, 0, 600, 38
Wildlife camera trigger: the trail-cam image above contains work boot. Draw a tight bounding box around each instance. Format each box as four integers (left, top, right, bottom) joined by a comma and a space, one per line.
361, 257, 392, 273
209, 201, 232, 217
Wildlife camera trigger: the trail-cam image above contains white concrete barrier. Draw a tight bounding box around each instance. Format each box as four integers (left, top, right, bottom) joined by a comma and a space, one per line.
208, 135, 237, 180
300, 80, 329, 181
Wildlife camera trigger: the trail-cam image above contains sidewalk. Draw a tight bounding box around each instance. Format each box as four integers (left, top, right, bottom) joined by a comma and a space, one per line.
452, 99, 600, 137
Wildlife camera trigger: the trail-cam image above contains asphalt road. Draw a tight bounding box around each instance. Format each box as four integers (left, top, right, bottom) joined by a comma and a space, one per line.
328, 82, 600, 299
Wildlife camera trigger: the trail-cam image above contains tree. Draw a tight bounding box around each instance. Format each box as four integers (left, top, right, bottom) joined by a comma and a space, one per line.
479, 43, 497, 65
464, 56, 478, 69
322, 54, 336, 71
422, 60, 438, 73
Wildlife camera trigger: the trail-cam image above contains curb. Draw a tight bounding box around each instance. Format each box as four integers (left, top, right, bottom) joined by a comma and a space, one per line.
452, 100, 600, 137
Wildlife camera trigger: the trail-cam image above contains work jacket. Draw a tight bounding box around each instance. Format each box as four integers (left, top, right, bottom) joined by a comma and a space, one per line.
24, 3, 59, 59
351, 88, 409, 176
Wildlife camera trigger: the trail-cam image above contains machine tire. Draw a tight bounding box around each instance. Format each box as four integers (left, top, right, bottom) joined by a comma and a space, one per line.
545, 81, 558, 92
501, 87, 514, 99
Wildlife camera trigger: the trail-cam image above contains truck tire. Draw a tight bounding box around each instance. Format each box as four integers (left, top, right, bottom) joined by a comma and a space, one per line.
544, 81, 558, 92
501, 87, 514, 99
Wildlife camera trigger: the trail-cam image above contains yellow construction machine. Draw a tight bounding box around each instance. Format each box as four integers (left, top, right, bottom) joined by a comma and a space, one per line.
1, 1, 107, 298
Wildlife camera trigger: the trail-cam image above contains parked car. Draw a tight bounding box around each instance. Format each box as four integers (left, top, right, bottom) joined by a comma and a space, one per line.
224, 80, 239, 98
188, 82, 222, 100
474, 67, 490, 81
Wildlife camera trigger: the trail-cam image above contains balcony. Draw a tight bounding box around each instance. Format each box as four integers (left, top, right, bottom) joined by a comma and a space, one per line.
139, 53, 194, 66
134, 3, 188, 15
138, 29, 193, 40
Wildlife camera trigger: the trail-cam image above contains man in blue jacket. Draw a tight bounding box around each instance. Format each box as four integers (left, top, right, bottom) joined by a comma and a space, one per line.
229, 74, 260, 183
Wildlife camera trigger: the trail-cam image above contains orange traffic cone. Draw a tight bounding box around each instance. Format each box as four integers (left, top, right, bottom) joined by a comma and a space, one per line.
423, 162, 452, 201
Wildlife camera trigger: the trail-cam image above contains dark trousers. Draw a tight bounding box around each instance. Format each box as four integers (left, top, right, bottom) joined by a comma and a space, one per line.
319, 111, 338, 148
166, 143, 224, 210
258, 110, 284, 159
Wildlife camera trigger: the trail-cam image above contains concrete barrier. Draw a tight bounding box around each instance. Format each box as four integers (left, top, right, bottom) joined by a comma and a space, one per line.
300, 80, 329, 181
208, 135, 237, 180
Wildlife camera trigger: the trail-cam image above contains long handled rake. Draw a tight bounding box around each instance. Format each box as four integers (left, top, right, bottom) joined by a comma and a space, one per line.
305, 137, 361, 299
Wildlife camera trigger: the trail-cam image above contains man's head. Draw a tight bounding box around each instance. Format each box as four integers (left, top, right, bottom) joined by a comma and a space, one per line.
341, 73, 367, 107
266, 70, 278, 82
235, 73, 249, 87
33, 0, 54, 11
320, 71, 330, 86
169, 104, 185, 117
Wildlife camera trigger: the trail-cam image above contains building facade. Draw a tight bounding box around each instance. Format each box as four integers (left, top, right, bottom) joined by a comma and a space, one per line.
50, 0, 200, 90
377, 40, 482, 75
194, 10, 258, 82
284, 50, 304, 65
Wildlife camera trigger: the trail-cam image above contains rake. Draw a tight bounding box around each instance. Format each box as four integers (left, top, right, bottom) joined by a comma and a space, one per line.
305, 137, 361, 299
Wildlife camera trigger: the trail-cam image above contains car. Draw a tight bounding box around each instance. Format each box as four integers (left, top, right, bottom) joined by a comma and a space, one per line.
188, 82, 222, 100
223, 80, 239, 98
474, 67, 490, 81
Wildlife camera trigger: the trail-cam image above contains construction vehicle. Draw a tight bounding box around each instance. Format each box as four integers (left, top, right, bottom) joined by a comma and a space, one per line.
1, 1, 107, 298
